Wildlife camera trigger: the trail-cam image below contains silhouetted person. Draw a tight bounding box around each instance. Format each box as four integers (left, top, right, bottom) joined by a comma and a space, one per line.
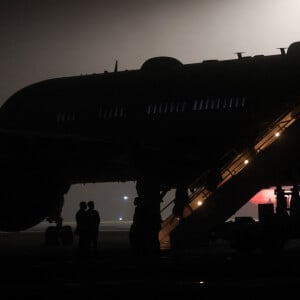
290, 184, 300, 219
75, 201, 89, 258
87, 201, 100, 255
275, 185, 288, 217
172, 183, 190, 220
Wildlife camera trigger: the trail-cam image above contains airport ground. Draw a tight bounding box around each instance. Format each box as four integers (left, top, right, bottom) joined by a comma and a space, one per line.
1, 224, 300, 299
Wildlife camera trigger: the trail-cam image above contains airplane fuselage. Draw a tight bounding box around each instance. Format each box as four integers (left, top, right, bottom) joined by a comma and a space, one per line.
1, 42, 300, 231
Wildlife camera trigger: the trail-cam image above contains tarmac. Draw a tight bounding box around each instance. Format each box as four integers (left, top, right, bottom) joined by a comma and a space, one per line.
1, 225, 300, 299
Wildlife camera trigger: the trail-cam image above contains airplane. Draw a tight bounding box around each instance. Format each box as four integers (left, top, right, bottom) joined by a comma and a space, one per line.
1, 41, 300, 253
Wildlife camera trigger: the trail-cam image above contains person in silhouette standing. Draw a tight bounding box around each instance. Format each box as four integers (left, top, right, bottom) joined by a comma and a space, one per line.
172, 183, 191, 220
275, 184, 289, 218
86, 201, 101, 256
75, 201, 89, 258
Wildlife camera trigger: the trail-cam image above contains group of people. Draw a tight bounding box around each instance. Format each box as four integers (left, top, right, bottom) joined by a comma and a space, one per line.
75, 200, 100, 258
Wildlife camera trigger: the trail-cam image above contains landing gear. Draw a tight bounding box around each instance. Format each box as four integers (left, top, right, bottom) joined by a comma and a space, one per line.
60, 225, 74, 245
129, 178, 162, 255
45, 193, 74, 246
45, 216, 74, 246
45, 225, 60, 245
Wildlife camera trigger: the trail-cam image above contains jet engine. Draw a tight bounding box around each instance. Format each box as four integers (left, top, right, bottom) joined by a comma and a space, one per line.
0, 169, 70, 231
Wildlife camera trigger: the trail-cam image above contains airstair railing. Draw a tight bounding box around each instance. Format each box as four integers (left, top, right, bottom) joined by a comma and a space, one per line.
159, 101, 300, 249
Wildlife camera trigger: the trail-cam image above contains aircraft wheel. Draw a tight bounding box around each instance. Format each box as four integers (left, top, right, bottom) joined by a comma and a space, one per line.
60, 225, 74, 246
45, 226, 60, 246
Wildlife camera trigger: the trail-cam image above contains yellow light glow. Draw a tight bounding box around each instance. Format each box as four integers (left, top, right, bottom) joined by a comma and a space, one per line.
275, 132, 280, 137
197, 200, 203, 206
244, 159, 249, 165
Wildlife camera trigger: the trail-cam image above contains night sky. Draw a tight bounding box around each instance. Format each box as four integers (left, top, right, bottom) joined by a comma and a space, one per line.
1, 0, 300, 223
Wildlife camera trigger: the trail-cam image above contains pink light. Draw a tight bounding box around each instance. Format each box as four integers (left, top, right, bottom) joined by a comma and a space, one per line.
250, 188, 276, 205
250, 186, 292, 206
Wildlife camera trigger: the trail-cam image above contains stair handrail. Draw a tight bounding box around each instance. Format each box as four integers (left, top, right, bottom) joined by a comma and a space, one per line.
159, 99, 300, 248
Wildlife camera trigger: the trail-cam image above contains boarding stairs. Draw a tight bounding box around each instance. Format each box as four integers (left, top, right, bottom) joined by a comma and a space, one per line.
159, 102, 300, 250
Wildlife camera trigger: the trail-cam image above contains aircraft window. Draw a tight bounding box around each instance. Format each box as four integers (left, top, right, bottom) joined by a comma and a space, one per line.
199, 99, 204, 110
56, 111, 75, 123
159, 103, 163, 114
119, 106, 124, 117
164, 103, 169, 113
235, 97, 239, 108
242, 96, 246, 107
147, 104, 152, 115
192, 96, 249, 112
189, 97, 248, 111
65, 112, 75, 121
114, 106, 120, 117
99, 106, 125, 119
176, 102, 181, 112
153, 104, 157, 114
57, 112, 75, 122
193, 100, 198, 111
229, 97, 233, 108
114, 106, 119, 117
205, 99, 209, 110
182, 102, 186, 112
194, 99, 203, 110
216, 98, 220, 109
114, 106, 122, 117
103, 109, 108, 119
178, 102, 184, 112
170, 102, 174, 113
149, 104, 153, 114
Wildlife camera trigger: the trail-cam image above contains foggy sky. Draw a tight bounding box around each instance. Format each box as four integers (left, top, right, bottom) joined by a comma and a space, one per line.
1, 0, 299, 222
